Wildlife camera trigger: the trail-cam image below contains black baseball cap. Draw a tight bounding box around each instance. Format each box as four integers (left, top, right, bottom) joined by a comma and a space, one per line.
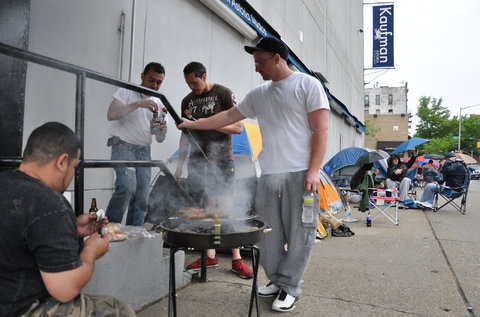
445, 152, 456, 159
244, 37, 289, 60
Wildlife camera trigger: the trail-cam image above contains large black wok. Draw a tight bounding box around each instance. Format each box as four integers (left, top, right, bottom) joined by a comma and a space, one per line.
159, 217, 270, 249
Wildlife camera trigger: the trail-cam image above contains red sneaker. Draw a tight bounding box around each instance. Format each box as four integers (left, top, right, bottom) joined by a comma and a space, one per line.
231, 259, 253, 279
186, 256, 219, 271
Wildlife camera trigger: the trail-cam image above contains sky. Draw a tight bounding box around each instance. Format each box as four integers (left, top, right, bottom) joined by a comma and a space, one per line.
363, 0, 480, 134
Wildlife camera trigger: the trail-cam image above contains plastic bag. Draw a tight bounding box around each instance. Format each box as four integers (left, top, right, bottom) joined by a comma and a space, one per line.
103, 223, 127, 242
122, 225, 156, 239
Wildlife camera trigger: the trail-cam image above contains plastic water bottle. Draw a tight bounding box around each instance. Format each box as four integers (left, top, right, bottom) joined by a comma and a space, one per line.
302, 192, 317, 226
342, 203, 358, 223
326, 223, 332, 238
346, 204, 352, 221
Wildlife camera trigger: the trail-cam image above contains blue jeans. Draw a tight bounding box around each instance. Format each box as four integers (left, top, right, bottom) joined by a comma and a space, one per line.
420, 183, 440, 204
106, 141, 151, 226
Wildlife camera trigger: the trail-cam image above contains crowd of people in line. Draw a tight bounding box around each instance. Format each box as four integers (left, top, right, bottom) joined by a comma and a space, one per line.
349, 151, 469, 210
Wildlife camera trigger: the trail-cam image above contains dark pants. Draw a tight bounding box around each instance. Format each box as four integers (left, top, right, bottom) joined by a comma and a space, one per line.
22, 294, 136, 317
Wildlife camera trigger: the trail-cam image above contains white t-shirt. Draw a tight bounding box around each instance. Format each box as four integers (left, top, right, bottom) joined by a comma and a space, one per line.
111, 88, 165, 146
237, 72, 329, 175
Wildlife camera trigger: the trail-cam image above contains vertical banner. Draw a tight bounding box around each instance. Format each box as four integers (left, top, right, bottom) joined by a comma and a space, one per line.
372, 4, 394, 68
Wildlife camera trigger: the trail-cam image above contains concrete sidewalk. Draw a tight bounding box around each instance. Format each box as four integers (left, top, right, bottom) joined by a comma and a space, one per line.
137, 181, 480, 317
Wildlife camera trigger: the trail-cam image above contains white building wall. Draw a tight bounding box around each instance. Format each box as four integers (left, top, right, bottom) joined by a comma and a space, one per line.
23, 0, 364, 206
365, 85, 409, 115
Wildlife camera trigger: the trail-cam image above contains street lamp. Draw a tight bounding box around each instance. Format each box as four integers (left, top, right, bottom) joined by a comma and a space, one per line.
458, 104, 480, 151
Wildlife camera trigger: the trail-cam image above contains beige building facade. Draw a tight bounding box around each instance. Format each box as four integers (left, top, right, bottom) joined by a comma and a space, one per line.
364, 83, 412, 152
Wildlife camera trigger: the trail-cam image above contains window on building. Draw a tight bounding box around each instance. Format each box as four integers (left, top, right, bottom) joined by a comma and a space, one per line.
388, 94, 393, 105
388, 109, 393, 113
375, 109, 380, 115
364, 95, 369, 106
393, 125, 399, 131
364, 109, 369, 114
375, 95, 380, 105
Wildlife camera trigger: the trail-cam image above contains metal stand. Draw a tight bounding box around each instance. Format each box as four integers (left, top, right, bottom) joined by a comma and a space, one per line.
168, 245, 261, 317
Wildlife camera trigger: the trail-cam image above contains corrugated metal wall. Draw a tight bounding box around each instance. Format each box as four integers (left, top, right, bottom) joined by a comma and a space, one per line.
0, 0, 30, 159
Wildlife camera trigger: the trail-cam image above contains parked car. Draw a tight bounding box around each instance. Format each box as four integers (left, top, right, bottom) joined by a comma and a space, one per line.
468, 164, 480, 180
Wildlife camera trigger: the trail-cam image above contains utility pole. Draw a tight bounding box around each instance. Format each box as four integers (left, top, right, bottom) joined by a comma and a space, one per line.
458, 104, 480, 151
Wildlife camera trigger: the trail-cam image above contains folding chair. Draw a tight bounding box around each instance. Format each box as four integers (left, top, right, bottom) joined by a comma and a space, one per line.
421, 171, 437, 188
407, 168, 418, 200
432, 171, 471, 214
369, 188, 400, 225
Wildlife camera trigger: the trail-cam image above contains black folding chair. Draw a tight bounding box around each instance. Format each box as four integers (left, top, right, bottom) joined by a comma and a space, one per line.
432, 171, 471, 215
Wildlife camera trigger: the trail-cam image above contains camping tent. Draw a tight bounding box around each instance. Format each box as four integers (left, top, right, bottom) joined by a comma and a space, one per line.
167, 121, 261, 179
318, 169, 345, 215
149, 122, 262, 220
323, 147, 388, 187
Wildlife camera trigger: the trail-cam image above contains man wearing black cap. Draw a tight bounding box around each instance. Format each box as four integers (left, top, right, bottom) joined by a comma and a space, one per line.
417, 152, 467, 208
178, 37, 329, 312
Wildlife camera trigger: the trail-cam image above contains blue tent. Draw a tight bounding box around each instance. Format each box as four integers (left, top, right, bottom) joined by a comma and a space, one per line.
323, 147, 388, 177
169, 122, 258, 160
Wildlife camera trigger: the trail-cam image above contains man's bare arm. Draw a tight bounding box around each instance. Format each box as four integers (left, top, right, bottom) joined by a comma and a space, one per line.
173, 133, 191, 180
40, 234, 109, 302
216, 121, 243, 135
304, 109, 329, 192
177, 107, 246, 131
107, 98, 159, 121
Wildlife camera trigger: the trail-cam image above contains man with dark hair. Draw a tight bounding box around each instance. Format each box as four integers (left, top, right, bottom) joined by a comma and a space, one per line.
174, 61, 253, 279
178, 37, 330, 312
106, 62, 168, 226
0, 122, 135, 317
385, 155, 415, 201
417, 152, 467, 208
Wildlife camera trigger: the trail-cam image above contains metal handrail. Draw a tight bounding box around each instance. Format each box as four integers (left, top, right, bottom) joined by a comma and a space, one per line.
0, 42, 204, 215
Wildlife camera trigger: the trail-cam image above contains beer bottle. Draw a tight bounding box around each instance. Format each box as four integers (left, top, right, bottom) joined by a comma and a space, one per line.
213, 214, 221, 245
150, 111, 162, 134
89, 198, 98, 214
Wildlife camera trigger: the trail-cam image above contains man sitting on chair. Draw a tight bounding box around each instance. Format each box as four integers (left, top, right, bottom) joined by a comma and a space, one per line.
417, 152, 467, 209
385, 155, 416, 201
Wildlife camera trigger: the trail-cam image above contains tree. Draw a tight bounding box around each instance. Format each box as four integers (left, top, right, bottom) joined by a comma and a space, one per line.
421, 137, 457, 155
365, 119, 381, 137
459, 115, 480, 155
414, 96, 479, 157
415, 97, 455, 139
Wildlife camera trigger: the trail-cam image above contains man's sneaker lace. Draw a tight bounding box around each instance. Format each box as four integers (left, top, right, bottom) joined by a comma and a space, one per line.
231, 259, 253, 279
186, 256, 219, 271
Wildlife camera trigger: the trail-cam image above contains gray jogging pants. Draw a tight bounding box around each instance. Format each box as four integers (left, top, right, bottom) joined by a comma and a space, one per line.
255, 170, 317, 297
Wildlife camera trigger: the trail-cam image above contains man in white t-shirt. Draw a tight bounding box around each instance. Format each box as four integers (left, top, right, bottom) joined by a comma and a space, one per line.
105, 62, 168, 226
178, 37, 329, 312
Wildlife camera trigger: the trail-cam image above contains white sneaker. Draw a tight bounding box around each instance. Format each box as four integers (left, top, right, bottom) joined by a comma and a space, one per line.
271, 290, 298, 312
258, 282, 280, 297
418, 201, 433, 209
